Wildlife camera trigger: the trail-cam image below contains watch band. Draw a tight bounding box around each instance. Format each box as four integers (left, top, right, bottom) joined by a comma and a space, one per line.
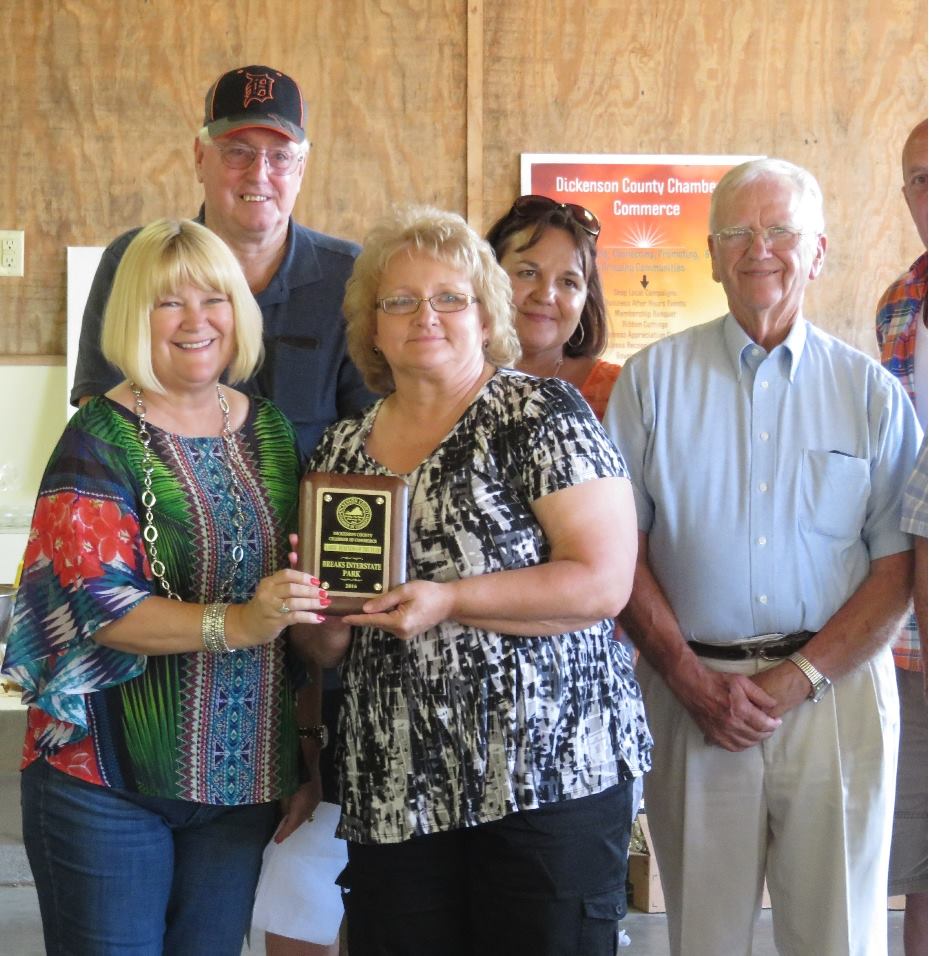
787, 652, 831, 703
297, 723, 329, 748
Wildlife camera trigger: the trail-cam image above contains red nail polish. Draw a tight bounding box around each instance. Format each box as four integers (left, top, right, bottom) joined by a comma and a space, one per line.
310, 577, 321, 586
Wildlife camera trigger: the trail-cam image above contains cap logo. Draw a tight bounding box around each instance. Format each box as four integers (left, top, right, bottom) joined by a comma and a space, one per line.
243, 71, 276, 108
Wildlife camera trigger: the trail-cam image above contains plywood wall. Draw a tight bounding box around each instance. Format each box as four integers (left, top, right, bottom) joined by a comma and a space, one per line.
0, 0, 925, 360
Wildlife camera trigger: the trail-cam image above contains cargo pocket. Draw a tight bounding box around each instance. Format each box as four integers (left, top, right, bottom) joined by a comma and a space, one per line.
579, 885, 627, 954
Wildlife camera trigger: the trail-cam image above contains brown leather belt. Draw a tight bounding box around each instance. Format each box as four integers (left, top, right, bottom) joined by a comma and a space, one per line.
689, 631, 814, 661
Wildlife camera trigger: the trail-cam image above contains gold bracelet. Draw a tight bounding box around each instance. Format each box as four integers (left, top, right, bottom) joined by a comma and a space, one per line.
202, 603, 231, 654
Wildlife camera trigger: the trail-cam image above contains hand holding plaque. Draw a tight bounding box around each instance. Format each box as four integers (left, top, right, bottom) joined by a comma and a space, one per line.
298, 472, 409, 615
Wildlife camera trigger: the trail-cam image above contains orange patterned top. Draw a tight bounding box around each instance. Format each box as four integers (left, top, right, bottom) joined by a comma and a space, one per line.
579, 359, 622, 421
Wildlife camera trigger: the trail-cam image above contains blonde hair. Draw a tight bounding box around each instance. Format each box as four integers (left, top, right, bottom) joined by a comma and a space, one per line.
101, 219, 263, 393
343, 205, 520, 394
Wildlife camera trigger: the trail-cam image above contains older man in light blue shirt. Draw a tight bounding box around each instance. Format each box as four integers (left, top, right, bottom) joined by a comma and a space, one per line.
605, 158, 921, 956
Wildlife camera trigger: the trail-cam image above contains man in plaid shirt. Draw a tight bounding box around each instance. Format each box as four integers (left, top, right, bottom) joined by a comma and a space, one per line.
901, 438, 927, 673
875, 118, 927, 956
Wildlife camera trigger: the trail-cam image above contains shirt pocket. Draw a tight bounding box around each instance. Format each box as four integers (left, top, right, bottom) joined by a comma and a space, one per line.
800, 449, 870, 540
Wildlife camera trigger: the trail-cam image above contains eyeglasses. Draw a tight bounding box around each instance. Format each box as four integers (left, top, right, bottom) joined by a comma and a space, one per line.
511, 195, 601, 238
214, 141, 304, 175
376, 292, 479, 315
712, 225, 808, 252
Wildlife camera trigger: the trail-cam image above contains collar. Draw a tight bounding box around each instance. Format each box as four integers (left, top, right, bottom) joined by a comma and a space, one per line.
193, 208, 316, 304
722, 312, 808, 382
259, 218, 316, 304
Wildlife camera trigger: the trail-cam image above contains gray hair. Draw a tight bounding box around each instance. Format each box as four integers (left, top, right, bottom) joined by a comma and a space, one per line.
196, 126, 310, 158
710, 158, 825, 234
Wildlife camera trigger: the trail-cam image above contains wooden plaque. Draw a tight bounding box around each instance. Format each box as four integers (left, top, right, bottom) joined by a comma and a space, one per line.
298, 472, 408, 615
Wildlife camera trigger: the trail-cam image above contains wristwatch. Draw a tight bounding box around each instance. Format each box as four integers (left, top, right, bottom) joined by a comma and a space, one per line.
787, 652, 832, 703
297, 724, 329, 748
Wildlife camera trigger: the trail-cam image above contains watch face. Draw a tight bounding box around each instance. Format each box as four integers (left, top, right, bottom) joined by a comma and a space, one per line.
810, 678, 830, 704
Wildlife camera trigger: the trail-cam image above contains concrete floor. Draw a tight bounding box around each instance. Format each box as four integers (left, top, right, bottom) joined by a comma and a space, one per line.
0, 886, 907, 955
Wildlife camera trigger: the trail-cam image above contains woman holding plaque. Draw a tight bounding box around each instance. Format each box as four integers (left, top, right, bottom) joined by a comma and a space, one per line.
486, 194, 620, 420
295, 205, 651, 956
1, 219, 330, 955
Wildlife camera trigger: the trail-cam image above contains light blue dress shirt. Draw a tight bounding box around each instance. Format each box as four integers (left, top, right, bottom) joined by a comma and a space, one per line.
605, 314, 921, 643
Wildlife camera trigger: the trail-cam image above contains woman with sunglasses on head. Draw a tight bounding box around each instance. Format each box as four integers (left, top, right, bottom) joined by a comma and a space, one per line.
486, 195, 619, 420
292, 205, 651, 956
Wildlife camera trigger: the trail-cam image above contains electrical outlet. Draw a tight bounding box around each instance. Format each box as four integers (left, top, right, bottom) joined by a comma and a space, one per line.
0, 230, 24, 277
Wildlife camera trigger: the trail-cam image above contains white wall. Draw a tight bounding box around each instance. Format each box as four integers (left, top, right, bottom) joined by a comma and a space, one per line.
0, 366, 67, 582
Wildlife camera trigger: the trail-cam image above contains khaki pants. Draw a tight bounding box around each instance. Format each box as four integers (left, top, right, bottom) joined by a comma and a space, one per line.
638, 648, 899, 956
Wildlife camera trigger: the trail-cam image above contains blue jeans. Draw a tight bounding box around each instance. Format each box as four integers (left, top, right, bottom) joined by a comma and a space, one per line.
21, 759, 277, 955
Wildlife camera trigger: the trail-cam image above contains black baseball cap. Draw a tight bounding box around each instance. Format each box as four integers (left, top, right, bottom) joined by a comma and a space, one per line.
203, 65, 307, 143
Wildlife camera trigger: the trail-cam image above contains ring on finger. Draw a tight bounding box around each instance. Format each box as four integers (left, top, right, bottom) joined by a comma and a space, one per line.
278, 602, 291, 615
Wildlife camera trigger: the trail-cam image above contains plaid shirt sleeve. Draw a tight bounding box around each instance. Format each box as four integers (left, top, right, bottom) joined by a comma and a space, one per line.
876, 254, 926, 668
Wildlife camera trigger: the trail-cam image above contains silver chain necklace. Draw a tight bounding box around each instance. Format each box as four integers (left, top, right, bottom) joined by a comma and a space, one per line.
131, 383, 248, 603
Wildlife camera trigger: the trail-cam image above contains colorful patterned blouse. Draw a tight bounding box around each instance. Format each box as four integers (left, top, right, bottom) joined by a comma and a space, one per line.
1, 396, 301, 805
309, 370, 652, 845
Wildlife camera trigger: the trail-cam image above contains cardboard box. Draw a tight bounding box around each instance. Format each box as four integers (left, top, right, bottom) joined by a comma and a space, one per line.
628, 848, 665, 912
627, 813, 665, 912
628, 813, 771, 914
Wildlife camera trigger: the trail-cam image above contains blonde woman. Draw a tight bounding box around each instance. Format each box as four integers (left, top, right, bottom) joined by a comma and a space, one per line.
3, 219, 328, 955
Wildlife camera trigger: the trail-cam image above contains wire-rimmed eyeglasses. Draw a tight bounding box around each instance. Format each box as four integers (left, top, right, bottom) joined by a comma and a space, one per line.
214, 141, 304, 175
376, 292, 479, 315
711, 225, 808, 252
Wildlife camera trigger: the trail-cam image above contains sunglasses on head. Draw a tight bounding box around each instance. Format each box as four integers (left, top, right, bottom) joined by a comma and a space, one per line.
511, 195, 601, 238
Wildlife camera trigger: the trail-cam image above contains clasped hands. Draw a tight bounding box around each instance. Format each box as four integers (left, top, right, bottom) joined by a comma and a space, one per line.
675, 658, 814, 752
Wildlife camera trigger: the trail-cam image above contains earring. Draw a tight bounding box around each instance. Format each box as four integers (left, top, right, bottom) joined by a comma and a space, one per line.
567, 322, 586, 348
372, 345, 380, 354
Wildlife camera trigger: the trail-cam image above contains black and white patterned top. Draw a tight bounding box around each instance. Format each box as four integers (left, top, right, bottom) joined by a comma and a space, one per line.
310, 369, 652, 844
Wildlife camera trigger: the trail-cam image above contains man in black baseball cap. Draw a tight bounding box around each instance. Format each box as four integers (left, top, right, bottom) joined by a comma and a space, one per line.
72, 63, 373, 461
203, 65, 308, 143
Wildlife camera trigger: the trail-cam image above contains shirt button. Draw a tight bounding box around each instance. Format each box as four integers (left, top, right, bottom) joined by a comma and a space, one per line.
752, 347, 761, 356
757, 536, 767, 546
758, 594, 768, 605
758, 482, 769, 492
760, 431, 770, 441
761, 380, 770, 389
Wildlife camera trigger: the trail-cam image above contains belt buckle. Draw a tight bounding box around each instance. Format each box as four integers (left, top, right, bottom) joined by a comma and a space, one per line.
752, 633, 788, 661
